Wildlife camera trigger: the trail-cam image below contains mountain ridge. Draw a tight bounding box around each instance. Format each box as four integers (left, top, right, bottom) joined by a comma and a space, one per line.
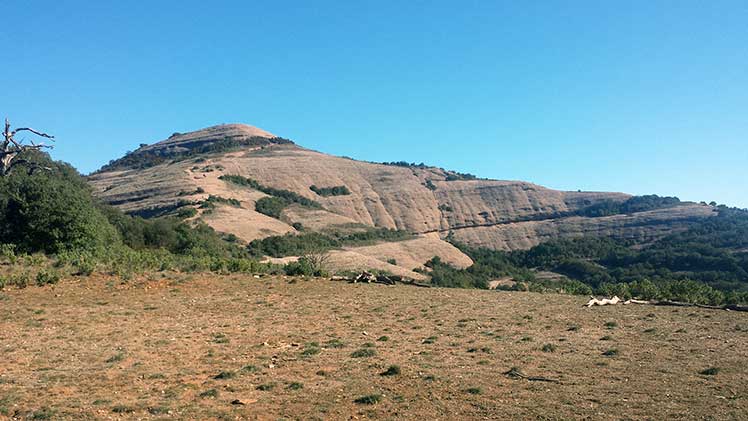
88, 123, 717, 277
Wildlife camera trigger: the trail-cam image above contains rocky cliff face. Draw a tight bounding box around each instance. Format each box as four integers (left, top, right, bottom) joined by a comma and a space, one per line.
89, 124, 717, 272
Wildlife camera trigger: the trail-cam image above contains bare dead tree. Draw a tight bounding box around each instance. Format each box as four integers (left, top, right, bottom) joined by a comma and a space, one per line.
1, 119, 55, 176
301, 247, 331, 275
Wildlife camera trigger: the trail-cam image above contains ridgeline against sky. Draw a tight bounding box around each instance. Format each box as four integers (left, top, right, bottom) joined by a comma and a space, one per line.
2, 0, 746, 207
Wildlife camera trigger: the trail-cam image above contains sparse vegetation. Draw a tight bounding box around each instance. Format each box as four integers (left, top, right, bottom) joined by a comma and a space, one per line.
699, 367, 720, 376
199, 389, 219, 398
213, 371, 235, 380
541, 343, 557, 353
2, 275, 744, 419
380, 365, 401, 376
351, 348, 376, 358
256, 383, 276, 391
354, 394, 382, 405
98, 136, 293, 172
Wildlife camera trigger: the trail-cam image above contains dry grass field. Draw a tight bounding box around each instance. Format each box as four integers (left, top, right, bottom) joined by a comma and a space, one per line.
1, 274, 747, 420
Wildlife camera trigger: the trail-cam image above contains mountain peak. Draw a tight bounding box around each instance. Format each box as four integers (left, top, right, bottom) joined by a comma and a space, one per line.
141, 123, 278, 153
95, 123, 292, 173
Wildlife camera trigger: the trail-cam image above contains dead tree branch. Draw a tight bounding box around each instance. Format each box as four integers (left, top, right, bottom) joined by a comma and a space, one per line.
1, 119, 55, 176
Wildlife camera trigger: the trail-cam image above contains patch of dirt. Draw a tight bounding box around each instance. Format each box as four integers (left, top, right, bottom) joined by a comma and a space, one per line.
1, 276, 746, 420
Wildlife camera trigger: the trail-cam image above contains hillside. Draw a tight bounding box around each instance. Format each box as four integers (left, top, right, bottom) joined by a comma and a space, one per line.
89, 124, 716, 277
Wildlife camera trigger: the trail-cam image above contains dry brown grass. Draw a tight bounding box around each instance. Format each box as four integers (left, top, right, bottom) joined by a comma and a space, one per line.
1, 275, 746, 420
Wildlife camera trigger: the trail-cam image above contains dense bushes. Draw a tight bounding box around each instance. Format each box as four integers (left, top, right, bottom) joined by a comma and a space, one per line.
255, 197, 289, 218
0, 151, 266, 283
248, 233, 340, 257
310, 185, 351, 197
506, 213, 748, 293
0, 152, 119, 254
220, 174, 321, 219
219, 175, 320, 208
578, 195, 681, 217
427, 224, 748, 304
248, 228, 413, 258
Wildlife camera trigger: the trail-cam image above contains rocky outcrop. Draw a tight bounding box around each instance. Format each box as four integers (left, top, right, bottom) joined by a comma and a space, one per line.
448, 204, 717, 251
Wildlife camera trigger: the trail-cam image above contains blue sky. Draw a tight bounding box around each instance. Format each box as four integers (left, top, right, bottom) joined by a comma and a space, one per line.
2, 1, 746, 207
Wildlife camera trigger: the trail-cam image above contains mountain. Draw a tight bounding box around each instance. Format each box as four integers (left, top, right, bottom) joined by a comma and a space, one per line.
89, 124, 717, 278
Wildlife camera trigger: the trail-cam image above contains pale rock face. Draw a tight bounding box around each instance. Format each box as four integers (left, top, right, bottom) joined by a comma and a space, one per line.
89, 124, 717, 273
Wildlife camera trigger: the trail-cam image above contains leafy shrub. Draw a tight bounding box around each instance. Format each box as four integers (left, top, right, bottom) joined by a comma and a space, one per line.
0, 244, 17, 264
35, 269, 60, 286
284, 256, 328, 277
380, 365, 401, 376
255, 197, 289, 219
8, 272, 29, 289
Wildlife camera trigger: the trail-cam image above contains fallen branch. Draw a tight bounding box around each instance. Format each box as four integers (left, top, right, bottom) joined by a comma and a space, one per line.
503, 367, 561, 384
344, 271, 431, 288
584, 296, 748, 312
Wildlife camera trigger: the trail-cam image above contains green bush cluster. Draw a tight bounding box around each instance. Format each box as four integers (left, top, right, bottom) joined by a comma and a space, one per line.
255, 197, 289, 219
310, 185, 351, 197
0, 153, 119, 255
283, 256, 328, 277
248, 228, 413, 258
420, 233, 748, 305
445, 171, 478, 181
0, 151, 276, 283
219, 175, 320, 208
200, 195, 241, 209
0, 272, 31, 289
507, 212, 748, 292
35, 269, 61, 286
578, 195, 681, 217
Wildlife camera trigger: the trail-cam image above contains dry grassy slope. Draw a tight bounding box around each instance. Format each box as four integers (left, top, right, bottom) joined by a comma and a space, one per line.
89, 124, 717, 269
2, 275, 747, 420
